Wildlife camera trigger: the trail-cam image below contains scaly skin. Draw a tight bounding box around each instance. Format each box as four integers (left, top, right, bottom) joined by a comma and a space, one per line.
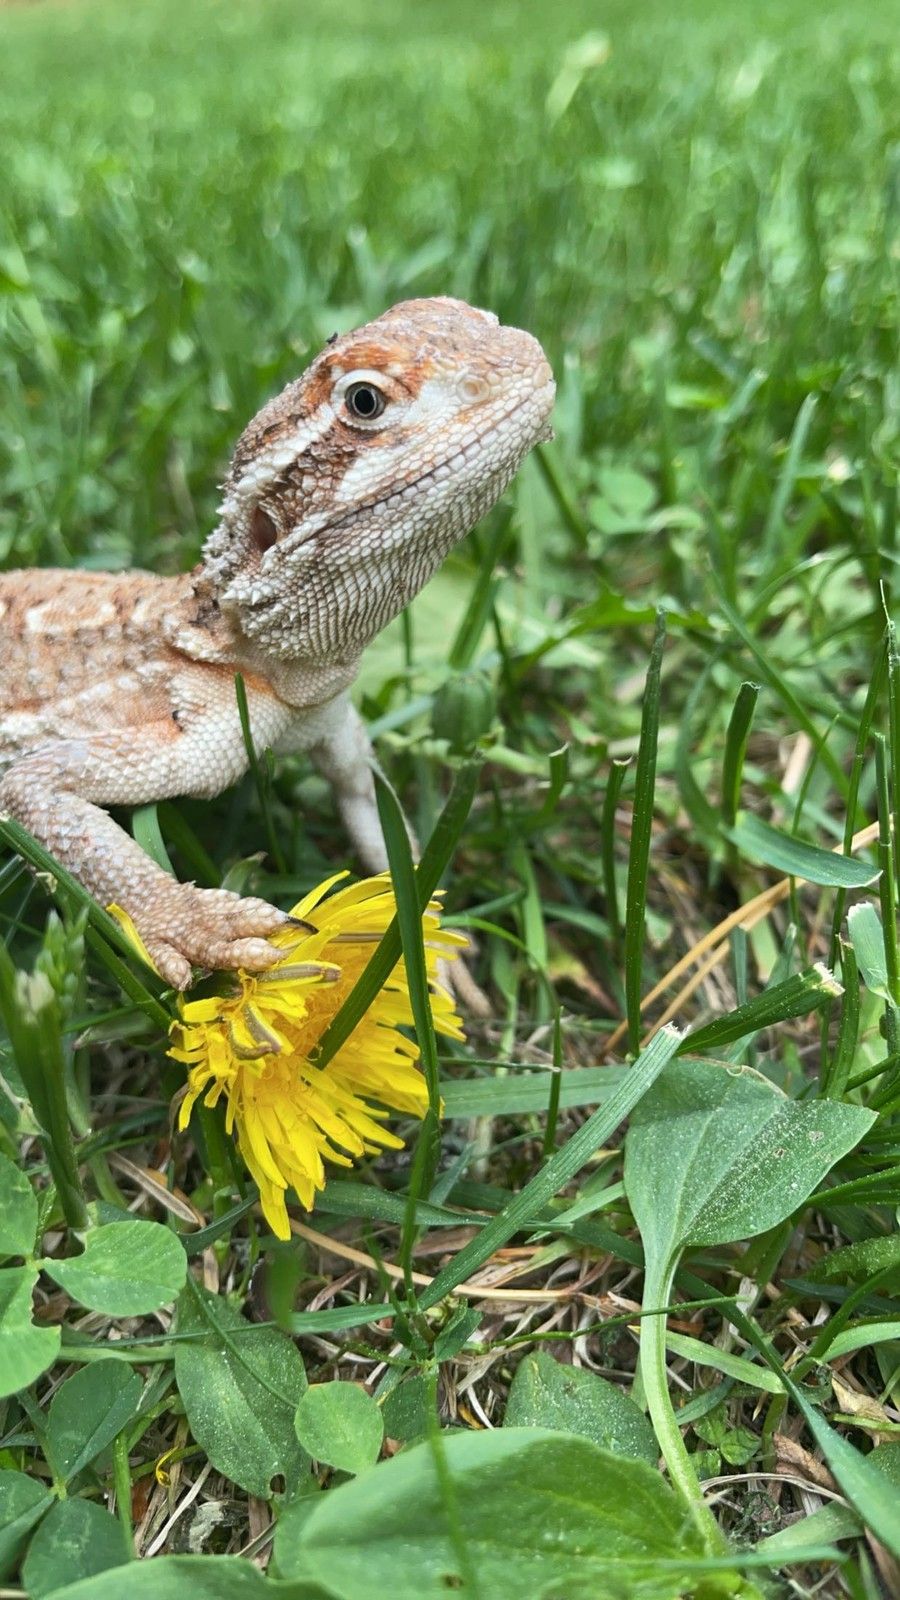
0, 297, 555, 987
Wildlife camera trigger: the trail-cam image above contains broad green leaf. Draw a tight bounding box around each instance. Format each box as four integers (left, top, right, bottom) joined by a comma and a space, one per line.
726, 813, 878, 888
0, 1154, 37, 1258
868, 1441, 900, 1486
504, 1352, 658, 1464
595, 464, 657, 518
625, 1057, 875, 1278
38, 1555, 288, 1599
276, 1428, 731, 1600
0, 1266, 60, 1399
0, 1469, 53, 1580
46, 1359, 142, 1483
22, 1498, 129, 1597
175, 1282, 308, 1499
295, 1384, 383, 1475
382, 1376, 435, 1443
846, 902, 892, 1001
43, 1221, 186, 1315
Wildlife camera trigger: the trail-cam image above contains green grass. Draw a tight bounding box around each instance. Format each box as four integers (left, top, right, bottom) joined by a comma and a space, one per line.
1, 0, 900, 1594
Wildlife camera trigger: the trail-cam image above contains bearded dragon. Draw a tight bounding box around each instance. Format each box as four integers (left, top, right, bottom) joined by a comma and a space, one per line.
0, 297, 555, 988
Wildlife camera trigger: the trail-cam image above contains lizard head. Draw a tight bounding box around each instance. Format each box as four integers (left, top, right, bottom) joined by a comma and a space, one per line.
198, 297, 555, 673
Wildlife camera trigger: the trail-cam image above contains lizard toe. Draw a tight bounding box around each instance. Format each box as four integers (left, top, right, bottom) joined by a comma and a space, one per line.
144, 939, 194, 991
219, 895, 296, 938
208, 934, 285, 972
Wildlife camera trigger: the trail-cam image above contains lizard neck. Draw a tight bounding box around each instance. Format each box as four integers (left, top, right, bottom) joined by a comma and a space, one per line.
231, 510, 462, 659
162, 566, 362, 710
192, 457, 508, 684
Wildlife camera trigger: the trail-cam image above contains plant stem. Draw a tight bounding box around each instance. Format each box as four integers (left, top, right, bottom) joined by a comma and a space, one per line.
625, 609, 667, 1055
0, 946, 89, 1231
639, 1253, 728, 1553
113, 1431, 135, 1557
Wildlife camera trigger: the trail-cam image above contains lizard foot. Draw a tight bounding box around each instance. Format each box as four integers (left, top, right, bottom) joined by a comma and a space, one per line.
134, 884, 295, 990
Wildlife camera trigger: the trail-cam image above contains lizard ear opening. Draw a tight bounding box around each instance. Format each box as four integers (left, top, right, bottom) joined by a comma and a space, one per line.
250, 504, 278, 555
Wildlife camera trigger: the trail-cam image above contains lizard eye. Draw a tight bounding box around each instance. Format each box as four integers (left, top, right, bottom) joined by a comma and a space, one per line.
344, 381, 386, 422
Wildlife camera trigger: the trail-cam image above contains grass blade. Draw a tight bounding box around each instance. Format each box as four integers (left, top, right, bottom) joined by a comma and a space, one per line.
728, 1303, 900, 1560
0, 818, 171, 1031
417, 1024, 682, 1312
0, 936, 89, 1230
131, 803, 175, 876
823, 939, 860, 1099
233, 671, 287, 875
314, 760, 481, 1072
721, 681, 759, 829
682, 965, 842, 1055
448, 509, 511, 670
716, 594, 848, 795
889, 618, 900, 885
846, 901, 890, 1001
533, 442, 589, 547
760, 392, 818, 561
374, 769, 441, 1121
727, 812, 879, 888
624, 610, 666, 1054
600, 758, 629, 954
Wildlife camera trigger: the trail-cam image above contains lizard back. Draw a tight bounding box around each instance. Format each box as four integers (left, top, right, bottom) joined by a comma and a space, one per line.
0, 568, 194, 759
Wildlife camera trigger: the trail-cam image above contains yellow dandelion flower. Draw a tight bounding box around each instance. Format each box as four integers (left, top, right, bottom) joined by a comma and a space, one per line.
166, 873, 466, 1240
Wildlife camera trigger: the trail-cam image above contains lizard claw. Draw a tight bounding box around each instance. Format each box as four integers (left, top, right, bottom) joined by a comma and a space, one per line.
134, 885, 292, 990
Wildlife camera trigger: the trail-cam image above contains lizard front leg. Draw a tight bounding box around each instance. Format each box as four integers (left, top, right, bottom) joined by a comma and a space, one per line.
0, 688, 295, 989
304, 696, 408, 874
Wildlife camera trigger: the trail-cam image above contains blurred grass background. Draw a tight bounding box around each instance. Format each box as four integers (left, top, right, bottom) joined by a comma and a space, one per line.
1, 0, 899, 995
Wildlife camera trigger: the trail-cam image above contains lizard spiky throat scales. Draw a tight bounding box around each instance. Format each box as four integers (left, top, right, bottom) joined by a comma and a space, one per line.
195, 297, 555, 699
0, 297, 554, 987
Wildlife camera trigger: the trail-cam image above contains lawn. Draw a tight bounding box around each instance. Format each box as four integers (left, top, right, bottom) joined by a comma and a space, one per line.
1, 0, 900, 1594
